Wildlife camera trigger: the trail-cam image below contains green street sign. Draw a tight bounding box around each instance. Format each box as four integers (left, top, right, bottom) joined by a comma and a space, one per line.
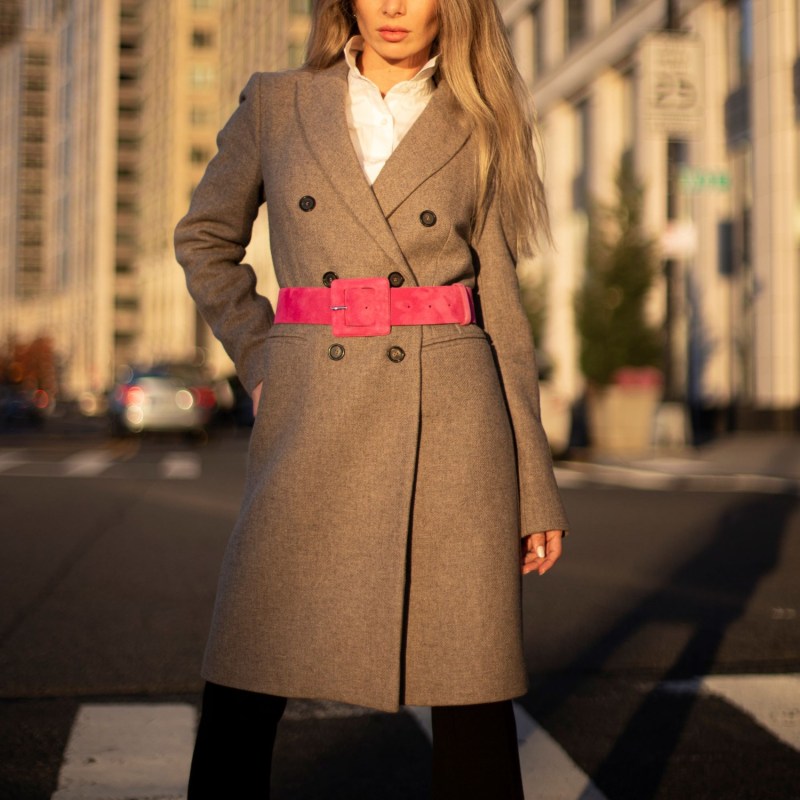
679, 167, 731, 192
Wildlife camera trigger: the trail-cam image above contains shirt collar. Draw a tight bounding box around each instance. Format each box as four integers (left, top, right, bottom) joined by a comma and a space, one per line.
344, 35, 439, 92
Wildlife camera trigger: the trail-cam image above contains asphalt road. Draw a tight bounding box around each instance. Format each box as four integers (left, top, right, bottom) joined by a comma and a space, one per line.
0, 424, 798, 799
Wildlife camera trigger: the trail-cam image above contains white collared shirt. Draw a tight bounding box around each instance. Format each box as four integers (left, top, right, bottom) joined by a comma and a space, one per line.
344, 36, 439, 185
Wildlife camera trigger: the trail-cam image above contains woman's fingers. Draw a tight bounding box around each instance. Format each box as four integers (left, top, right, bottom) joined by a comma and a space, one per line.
521, 530, 563, 576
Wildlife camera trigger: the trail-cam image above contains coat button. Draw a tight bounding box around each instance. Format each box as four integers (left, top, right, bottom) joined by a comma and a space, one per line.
420, 210, 437, 227
322, 271, 338, 287
388, 271, 405, 287
387, 346, 405, 363
299, 195, 316, 212
328, 343, 345, 361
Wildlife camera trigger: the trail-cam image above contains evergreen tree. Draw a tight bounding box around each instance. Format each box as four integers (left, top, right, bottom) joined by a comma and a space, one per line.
575, 155, 662, 386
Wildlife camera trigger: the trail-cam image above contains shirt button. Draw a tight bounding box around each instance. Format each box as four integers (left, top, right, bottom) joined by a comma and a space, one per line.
420, 210, 437, 227
328, 343, 345, 361
388, 272, 405, 287
299, 195, 316, 212
322, 271, 338, 287
387, 346, 405, 363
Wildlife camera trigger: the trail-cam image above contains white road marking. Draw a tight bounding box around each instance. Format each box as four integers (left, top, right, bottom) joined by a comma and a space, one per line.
0, 448, 202, 480
159, 452, 201, 480
406, 703, 607, 800
0, 449, 26, 473
556, 463, 800, 494
661, 674, 800, 752
51, 704, 195, 800
406, 705, 433, 739
61, 449, 115, 477
514, 704, 608, 800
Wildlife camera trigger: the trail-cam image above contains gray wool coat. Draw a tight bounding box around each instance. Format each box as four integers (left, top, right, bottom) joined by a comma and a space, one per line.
174, 60, 569, 713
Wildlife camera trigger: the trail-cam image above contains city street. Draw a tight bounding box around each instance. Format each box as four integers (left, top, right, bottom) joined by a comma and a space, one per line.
0, 426, 798, 799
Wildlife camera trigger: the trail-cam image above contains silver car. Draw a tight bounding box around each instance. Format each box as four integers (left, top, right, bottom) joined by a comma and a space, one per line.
109, 364, 217, 436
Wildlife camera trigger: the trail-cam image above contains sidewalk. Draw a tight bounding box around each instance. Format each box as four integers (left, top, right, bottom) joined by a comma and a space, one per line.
555, 433, 800, 493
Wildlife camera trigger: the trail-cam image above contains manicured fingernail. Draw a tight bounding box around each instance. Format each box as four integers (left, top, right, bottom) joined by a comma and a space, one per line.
536, 545, 545, 558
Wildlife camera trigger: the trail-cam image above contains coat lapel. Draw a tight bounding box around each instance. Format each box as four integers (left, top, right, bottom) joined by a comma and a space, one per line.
371, 80, 472, 219
296, 61, 408, 269
295, 61, 473, 274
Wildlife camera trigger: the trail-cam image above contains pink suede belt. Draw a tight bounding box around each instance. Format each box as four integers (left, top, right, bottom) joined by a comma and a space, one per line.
273, 277, 475, 337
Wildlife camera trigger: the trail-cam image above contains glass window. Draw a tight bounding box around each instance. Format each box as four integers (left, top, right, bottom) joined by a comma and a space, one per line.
190, 64, 217, 88
572, 98, 591, 210
190, 106, 213, 126
531, 2, 544, 81
190, 146, 211, 164
726, 0, 753, 88
613, 0, 636, 14
566, 0, 587, 51
192, 29, 214, 48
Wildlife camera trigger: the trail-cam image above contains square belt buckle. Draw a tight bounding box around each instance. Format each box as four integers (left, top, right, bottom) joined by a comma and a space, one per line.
330, 277, 391, 337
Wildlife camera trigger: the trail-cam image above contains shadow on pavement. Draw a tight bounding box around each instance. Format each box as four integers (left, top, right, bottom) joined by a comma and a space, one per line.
529, 492, 797, 800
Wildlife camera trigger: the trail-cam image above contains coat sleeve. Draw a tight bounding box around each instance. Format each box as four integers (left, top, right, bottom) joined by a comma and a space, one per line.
174, 72, 272, 394
473, 203, 570, 536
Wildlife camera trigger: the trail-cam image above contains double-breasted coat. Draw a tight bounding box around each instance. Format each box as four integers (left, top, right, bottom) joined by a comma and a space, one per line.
174, 59, 569, 713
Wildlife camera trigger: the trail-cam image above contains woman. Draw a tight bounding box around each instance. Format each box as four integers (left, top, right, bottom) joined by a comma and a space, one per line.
175, 0, 568, 796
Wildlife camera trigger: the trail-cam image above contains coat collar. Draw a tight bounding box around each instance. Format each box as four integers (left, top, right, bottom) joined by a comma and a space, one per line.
295, 60, 472, 273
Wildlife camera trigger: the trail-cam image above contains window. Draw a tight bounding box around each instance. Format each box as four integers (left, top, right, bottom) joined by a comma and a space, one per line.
288, 43, 306, 68
190, 146, 211, 164
572, 98, 591, 211
190, 106, 213, 126
726, 0, 753, 88
192, 29, 214, 48
190, 64, 216, 88
191, 0, 214, 9
531, 2, 544, 81
566, 0, 587, 51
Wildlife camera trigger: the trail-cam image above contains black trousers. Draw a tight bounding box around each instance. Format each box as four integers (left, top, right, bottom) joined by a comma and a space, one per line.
188, 681, 524, 799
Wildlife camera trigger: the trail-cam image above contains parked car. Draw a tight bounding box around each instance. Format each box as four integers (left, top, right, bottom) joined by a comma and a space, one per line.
108, 363, 217, 436
0, 382, 54, 429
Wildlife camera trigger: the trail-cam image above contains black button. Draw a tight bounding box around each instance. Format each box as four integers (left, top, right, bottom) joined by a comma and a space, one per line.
328, 343, 345, 361
387, 346, 405, 363
420, 210, 437, 227
299, 195, 316, 212
322, 271, 338, 287
388, 272, 405, 287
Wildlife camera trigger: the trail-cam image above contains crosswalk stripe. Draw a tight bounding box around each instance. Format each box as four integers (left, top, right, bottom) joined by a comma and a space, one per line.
51, 704, 195, 800
0, 449, 25, 473
554, 464, 800, 494
661, 674, 800, 752
159, 452, 202, 480
46, 676, 800, 798
514, 704, 608, 800
407, 703, 607, 800
61, 449, 115, 477
0, 448, 202, 479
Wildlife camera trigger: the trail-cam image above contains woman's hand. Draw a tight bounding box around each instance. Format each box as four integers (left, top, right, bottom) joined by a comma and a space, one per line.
521, 530, 563, 576
251, 381, 263, 417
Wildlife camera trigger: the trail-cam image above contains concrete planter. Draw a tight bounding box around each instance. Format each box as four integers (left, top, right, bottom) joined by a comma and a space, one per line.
587, 369, 663, 455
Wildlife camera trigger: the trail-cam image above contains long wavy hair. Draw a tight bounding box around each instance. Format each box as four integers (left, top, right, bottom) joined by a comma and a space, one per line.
305, 0, 550, 254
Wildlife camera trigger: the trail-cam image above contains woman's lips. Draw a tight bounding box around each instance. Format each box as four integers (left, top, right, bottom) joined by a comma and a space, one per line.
378, 28, 410, 43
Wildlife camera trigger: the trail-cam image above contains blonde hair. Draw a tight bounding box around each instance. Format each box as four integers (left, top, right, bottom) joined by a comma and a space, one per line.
305, 0, 550, 254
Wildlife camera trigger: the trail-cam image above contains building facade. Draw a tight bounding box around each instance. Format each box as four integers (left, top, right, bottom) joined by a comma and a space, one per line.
134, 0, 312, 383
0, 0, 142, 399
0, 0, 312, 400
502, 0, 800, 432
